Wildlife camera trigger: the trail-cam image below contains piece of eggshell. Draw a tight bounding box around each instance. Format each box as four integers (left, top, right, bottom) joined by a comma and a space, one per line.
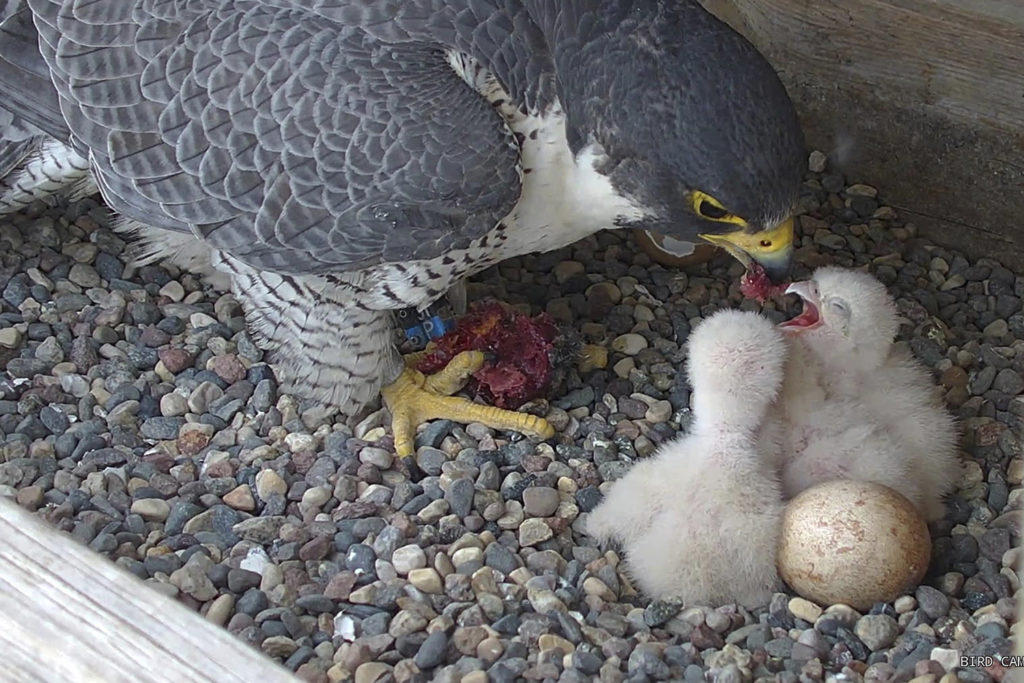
777, 479, 931, 611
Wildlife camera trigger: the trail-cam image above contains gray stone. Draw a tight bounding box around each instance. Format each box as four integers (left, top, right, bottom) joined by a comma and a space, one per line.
445, 477, 475, 518
140, 417, 185, 440
484, 542, 520, 575
993, 369, 1024, 396
522, 486, 560, 517
854, 614, 899, 650
414, 630, 449, 670
915, 584, 950, 618
416, 447, 447, 476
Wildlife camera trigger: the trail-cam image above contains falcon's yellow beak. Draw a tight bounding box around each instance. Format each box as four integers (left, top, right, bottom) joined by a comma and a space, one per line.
699, 217, 795, 284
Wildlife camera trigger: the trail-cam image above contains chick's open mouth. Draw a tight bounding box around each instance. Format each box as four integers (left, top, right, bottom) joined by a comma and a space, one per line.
778, 281, 822, 332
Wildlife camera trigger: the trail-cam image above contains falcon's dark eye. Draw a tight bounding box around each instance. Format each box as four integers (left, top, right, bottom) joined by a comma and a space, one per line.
698, 200, 729, 220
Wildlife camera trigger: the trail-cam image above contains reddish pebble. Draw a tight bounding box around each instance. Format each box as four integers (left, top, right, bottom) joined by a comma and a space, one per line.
142, 451, 176, 473
298, 535, 333, 562
159, 348, 194, 373
355, 462, 382, 484
324, 571, 358, 600
139, 326, 171, 347
521, 454, 552, 473
209, 354, 246, 383
204, 459, 235, 478
334, 501, 378, 519
283, 564, 313, 589
689, 623, 724, 650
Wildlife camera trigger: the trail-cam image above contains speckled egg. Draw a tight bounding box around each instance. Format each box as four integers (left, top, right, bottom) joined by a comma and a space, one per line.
777, 480, 931, 611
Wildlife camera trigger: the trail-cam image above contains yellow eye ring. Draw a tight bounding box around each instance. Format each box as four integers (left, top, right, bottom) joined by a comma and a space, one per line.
689, 190, 747, 227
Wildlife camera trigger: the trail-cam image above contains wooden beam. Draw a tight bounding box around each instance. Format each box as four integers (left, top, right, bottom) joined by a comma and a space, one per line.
702, 0, 1024, 269
0, 497, 301, 683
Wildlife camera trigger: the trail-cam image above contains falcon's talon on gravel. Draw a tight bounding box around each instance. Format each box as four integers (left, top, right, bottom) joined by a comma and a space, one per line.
383, 351, 555, 458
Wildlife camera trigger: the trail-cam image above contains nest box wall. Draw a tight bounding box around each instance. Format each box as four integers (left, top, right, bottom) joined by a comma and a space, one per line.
701, 0, 1024, 270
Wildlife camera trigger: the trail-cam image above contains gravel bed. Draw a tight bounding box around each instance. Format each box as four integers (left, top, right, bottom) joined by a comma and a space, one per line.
0, 151, 1020, 683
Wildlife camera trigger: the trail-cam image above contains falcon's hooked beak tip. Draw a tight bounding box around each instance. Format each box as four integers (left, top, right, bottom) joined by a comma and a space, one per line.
699, 216, 795, 285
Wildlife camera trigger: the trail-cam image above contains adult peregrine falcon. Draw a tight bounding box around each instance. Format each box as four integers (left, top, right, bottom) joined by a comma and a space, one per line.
0, 0, 805, 456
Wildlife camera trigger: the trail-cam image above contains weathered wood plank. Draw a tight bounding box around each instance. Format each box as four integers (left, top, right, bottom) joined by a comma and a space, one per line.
702, 0, 1024, 269
0, 497, 300, 683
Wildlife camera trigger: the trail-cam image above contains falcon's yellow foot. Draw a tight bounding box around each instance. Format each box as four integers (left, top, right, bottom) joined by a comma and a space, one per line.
382, 350, 555, 458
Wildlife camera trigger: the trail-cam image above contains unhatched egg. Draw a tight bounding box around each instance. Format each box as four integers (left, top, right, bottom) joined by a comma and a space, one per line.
777, 479, 931, 611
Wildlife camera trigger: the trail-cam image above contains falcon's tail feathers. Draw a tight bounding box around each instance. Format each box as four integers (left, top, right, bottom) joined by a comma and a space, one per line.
110, 217, 231, 291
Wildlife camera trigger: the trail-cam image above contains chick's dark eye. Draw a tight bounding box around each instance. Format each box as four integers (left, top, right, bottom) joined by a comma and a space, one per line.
698, 200, 728, 220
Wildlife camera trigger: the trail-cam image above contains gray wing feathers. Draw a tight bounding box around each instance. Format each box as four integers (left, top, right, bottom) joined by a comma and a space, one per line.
69, 0, 135, 25
107, 130, 179, 177
9, 0, 551, 274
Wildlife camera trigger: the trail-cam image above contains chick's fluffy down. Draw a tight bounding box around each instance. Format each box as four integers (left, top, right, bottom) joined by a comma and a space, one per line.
586, 309, 787, 608
627, 456, 784, 608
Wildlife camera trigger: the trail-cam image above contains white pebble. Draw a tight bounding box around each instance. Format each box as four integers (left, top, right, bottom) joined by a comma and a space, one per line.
894, 595, 917, 614
930, 647, 960, 672
788, 597, 823, 623
375, 560, 398, 583
418, 499, 449, 523
613, 357, 635, 378
391, 545, 427, 575
334, 614, 357, 642
301, 486, 331, 510
452, 547, 484, 567
644, 400, 673, 423
240, 547, 271, 576
189, 312, 218, 328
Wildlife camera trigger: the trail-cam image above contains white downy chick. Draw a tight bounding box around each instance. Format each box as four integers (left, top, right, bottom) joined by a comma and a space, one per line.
772, 391, 923, 507
777, 266, 961, 521
585, 309, 787, 608
767, 299, 922, 504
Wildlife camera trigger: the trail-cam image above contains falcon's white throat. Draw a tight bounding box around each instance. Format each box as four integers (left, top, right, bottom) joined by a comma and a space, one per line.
506, 112, 646, 254
445, 50, 649, 258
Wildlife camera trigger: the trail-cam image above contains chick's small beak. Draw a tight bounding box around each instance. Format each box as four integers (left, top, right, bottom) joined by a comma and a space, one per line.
699, 217, 795, 284
784, 280, 819, 306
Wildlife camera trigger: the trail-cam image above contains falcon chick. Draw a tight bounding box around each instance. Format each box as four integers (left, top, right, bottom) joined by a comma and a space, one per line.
0, 0, 805, 455
777, 267, 961, 521
586, 310, 787, 608
768, 352, 923, 510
